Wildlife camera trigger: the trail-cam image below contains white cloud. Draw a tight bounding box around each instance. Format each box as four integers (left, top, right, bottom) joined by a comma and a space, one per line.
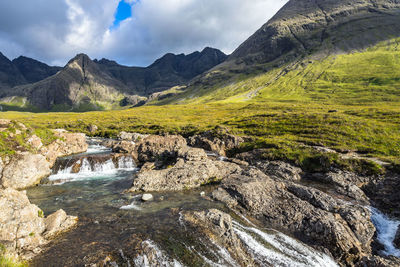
0, 0, 288, 66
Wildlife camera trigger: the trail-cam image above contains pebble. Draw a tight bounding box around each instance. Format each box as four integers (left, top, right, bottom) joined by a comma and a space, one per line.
142, 193, 154, 202
200, 191, 206, 197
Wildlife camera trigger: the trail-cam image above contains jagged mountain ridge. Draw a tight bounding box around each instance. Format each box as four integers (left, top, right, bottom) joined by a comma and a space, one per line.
0, 47, 227, 111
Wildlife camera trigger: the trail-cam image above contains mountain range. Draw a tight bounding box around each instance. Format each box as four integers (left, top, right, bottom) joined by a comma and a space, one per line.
0, 47, 226, 111
1, 0, 400, 111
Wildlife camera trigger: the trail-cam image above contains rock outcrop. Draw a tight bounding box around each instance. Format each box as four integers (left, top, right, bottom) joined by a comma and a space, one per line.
188, 130, 245, 156
0, 188, 77, 260
118, 131, 149, 142
0, 152, 51, 190
212, 168, 376, 265
40, 129, 88, 166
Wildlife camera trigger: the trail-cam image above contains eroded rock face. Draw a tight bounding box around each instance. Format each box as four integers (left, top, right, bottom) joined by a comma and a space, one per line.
357, 255, 400, 267
255, 160, 302, 181
1, 152, 51, 189
0, 189, 77, 260
188, 131, 244, 156
212, 170, 376, 265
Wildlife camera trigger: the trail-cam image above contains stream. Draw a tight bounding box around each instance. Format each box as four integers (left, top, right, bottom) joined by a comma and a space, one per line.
24, 138, 399, 266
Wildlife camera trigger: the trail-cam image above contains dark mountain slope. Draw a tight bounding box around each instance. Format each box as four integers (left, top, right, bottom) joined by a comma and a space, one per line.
12, 56, 62, 84
0, 52, 26, 89
227, 0, 400, 68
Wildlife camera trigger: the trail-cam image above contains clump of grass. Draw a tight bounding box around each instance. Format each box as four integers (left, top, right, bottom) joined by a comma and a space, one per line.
0, 244, 27, 267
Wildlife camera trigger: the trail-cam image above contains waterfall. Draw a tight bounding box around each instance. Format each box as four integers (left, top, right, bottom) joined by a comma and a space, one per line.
49, 155, 137, 183
371, 208, 400, 257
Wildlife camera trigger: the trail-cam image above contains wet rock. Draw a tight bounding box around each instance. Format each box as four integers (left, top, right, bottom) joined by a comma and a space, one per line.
44, 209, 77, 238
129, 158, 242, 192
133, 135, 187, 165
188, 130, 244, 156
133, 240, 179, 266
41, 130, 88, 166
118, 131, 148, 142
357, 255, 400, 267
212, 171, 375, 266
182, 209, 253, 266
1, 152, 51, 189
141, 194, 154, 202
255, 160, 302, 181
87, 124, 98, 134
364, 173, 400, 217
395, 226, 400, 249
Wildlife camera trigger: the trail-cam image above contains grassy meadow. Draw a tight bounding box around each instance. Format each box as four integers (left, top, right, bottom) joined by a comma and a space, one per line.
1, 39, 400, 172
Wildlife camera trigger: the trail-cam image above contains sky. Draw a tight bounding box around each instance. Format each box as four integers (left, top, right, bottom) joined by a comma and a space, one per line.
0, 0, 288, 67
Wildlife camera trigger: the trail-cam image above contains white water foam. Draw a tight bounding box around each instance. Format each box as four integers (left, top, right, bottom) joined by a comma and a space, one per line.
133, 240, 184, 267
49, 156, 137, 182
371, 207, 400, 257
233, 221, 338, 267
85, 144, 112, 154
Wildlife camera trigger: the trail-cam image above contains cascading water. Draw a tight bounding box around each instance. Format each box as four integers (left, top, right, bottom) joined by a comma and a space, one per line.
371, 207, 400, 257
27, 138, 342, 266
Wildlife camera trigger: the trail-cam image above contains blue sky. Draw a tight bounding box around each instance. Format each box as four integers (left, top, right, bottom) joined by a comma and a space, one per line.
111, 0, 134, 30
0, 0, 288, 66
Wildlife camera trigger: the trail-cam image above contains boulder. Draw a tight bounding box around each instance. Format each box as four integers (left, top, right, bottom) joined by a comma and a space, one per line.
118, 131, 149, 142
129, 158, 242, 192
41, 130, 88, 166
26, 135, 43, 150
0, 189, 77, 260
1, 152, 51, 189
141, 194, 154, 202
133, 135, 187, 164
0, 188, 46, 259
87, 124, 98, 134
111, 141, 136, 154
212, 170, 376, 266
44, 209, 77, 238
188, 130, 244, 156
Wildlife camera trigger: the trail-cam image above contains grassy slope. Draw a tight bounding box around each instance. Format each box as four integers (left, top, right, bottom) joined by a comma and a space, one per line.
1, 39, 400, 169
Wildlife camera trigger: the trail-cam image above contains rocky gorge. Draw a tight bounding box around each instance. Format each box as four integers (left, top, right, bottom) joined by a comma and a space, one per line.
1, 124, 400, 266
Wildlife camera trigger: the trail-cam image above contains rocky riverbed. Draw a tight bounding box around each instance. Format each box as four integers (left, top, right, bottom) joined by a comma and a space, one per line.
1, 127, 400, 266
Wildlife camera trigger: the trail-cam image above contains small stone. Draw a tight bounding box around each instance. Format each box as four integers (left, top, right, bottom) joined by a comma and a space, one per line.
200, 191, 206, 197
142, 194, 154, 202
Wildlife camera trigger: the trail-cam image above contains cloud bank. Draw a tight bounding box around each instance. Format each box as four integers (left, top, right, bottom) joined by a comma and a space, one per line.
0, 0, 288, 66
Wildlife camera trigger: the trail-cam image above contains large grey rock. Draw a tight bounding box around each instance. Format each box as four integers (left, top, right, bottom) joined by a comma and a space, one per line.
111, 140, 136, 154
118, 131, 149, 142
44, 209, 77, 238
255, 160, 303, 181
133, 135, 187, 164
188, 130, 244, 156
212, 170, 376, 266
129, 158, 242, 192
0, 189, 77, 260
1, 152, 51, 189
0, 188, 46, 259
